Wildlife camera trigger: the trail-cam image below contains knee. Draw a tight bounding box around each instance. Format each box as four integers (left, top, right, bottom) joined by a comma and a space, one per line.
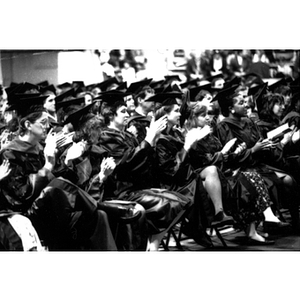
205, 165, 218, 178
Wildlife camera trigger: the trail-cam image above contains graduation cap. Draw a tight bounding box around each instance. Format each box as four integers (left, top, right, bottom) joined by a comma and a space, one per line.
64, 102, 95, 129
96, 90, 129, 108
96, 77, 119, 92
36, 80, 49, 87
180, 78, 199, 89
7, 95, 48, 118
127, 78, 153, 95
40, 84, 57, 96
57, 82, 72, 90
55, 88, 76, 103
189, 83, 212, 101
72, 81, 85, 88
55, 96, 86, 111
223, 76, 242, 89
243, 73, 264, 87
145, 92, 182, 107
253, 82, 269, 113
180, 89, 191, 127
10, 82, 40, 95
205, 73, 224, 83
268, 77, 287, 92
164, 75, 181, 84
116, 81, 128, 92
213, 84, 240, 105
150, 79, 165, 89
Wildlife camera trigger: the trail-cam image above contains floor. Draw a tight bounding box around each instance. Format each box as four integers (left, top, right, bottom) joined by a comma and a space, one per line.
159, 208, 300, 251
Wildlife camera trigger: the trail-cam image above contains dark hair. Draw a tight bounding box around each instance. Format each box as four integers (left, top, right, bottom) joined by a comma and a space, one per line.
73, 115, 104, 144
100, 101, 125, 125
134, 86, 154, 106
219, 91, 240, 117
259, 93, 284, 121
18, 110, 45, 136
274, 85, 291, 96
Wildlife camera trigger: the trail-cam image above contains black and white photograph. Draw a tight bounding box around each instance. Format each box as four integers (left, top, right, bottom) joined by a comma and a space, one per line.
1, 1, 299, 299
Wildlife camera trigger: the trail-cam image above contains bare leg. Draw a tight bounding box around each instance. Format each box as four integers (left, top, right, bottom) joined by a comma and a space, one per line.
200, 166, 223, 215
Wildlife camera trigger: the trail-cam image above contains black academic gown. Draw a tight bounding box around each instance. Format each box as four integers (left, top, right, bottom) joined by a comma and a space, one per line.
97, 127, 192, 235
0, 137, 117, 250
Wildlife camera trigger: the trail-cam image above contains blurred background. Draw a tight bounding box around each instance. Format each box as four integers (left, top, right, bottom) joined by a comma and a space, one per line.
0, 49, 299, 87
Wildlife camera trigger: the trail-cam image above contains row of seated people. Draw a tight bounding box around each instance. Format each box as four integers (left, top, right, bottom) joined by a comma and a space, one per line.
0, 74, 299, 250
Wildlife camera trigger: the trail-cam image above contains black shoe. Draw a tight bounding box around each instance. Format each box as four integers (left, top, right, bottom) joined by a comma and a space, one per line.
263, 221, 292, 234
211, 211, 235, 226
193, 232, 213, 248
247, 237, 275, 246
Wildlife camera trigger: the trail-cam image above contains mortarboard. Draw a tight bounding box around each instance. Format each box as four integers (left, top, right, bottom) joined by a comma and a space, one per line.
116, 81, 128, 92
57, 82, 72, 90
253, 82, 269, 113
164, 75, 182, 84
55, 96, 86, 111
96, 77, 119, 92
224, 76, 242, 89
268, 77, 287, 92
180, 89, 191, 127
150, 80, 165, 89
72, 81, 85, 88
189, 83, 212, 101
205, 73, 224, 83
180, 78, 200, 89
7, 95, 48, 118
96, 90, 129, 108
36, 80, 49, 87
40, 84, 57, 96
212, 84, 240, 105
55, 88, 76, 103
64, 102, 95, 129
127, 78, 153, 95
243, 73, 264, 87
145, 92, 182, 107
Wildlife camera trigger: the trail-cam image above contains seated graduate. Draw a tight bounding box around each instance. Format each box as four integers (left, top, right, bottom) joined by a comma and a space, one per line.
96, 90, 192, 250
152, 92, 234, 248
52, 101, 148, 250
213, 84, 300, 233
0, 94, 117, 250
185, 101, 286, 244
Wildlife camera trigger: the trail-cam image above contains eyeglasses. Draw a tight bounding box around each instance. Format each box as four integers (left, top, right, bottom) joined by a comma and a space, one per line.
34, 120, 49, 127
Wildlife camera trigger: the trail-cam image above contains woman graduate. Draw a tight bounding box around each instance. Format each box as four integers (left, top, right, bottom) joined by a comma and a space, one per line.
97, 90, 192, 250
214, 84, 299, 234
0, 95, 117, 250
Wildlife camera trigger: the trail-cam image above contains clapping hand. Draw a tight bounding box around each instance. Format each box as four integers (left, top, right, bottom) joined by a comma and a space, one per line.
145, 116, 168, 146
65, 140, 87, 164
99, 157, 116, 182
0, 159, 11, 181
44, 129, 57, 170
221, 138, 237, 155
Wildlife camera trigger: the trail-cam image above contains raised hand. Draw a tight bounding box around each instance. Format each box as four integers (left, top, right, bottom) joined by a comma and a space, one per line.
0, 159, 11, 181
65, 140, 87, 164
99, 157, 116, 182
145, 116, 168, 146
221, 138, 237, 155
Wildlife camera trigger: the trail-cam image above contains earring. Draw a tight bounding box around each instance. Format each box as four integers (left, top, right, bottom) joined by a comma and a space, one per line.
231, 110, 235, 114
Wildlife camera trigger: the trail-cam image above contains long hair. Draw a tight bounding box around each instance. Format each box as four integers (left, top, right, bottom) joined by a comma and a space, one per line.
73, 115, 105, 144
185, 102, 207, 131
259, 93, 284, 123
100, 101, 125, 125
